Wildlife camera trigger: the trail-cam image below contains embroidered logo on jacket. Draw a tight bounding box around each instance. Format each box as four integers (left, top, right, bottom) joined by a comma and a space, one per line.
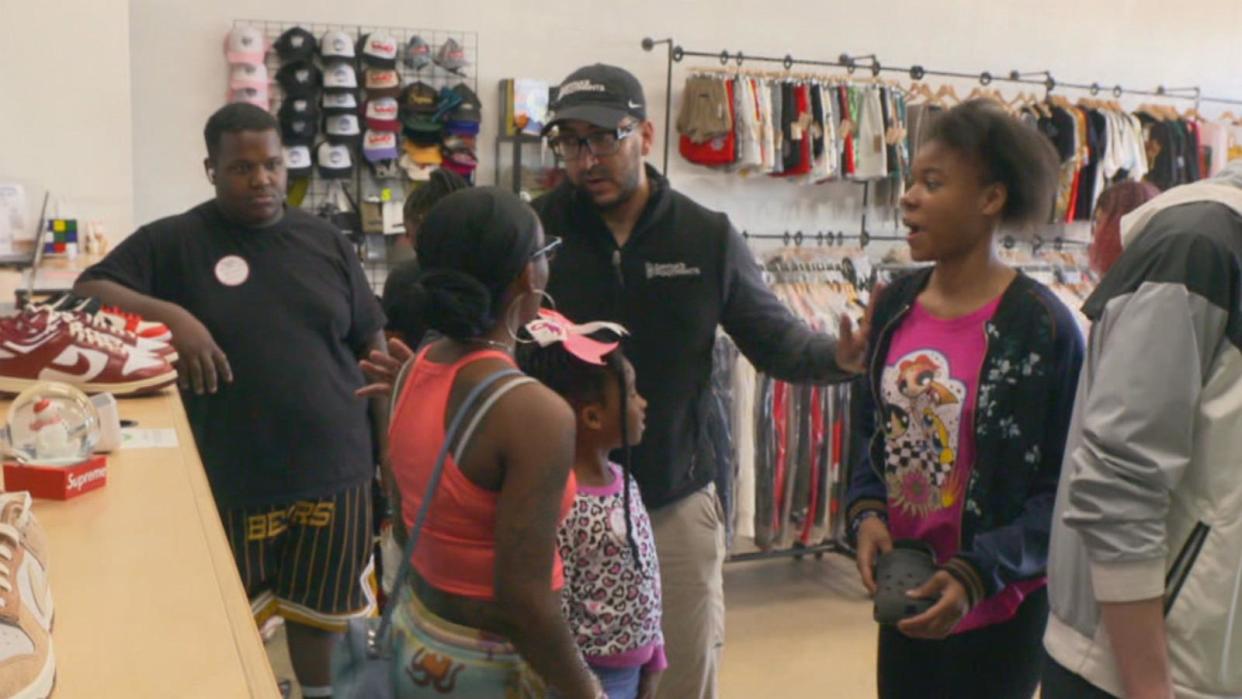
645, 262, 702, 279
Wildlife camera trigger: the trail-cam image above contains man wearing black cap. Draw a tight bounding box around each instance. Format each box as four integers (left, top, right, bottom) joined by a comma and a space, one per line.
535, 64, 869, 699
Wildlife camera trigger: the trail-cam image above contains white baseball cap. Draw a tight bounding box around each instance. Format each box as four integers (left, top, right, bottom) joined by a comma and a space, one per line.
358, 32, 398, 69
229, 63, 269, 91
320, 30, 355, 60
324, 63, 359, 91
284, 145, 313, 178
317, 142, 354, 179
229, 85, 270, 110
225, 26, 267, 65
326, 114, 362, 143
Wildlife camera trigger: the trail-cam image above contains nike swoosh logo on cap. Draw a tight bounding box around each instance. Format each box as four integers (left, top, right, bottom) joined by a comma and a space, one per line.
628, 101, 643, 109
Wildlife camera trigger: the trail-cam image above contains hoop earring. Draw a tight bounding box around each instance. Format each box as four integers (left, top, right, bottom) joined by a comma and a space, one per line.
504, 289, 557, 343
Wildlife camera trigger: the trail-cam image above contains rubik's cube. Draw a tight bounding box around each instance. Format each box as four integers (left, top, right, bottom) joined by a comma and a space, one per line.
44, 219, 79, 255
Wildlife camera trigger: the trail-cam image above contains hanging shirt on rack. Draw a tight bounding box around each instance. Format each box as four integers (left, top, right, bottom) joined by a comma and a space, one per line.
770, 81, 785, 175
816, 83, 839, 181
680, 77, 738, 167
838, 85, 856, 176
1199, 119, 1229, 177
905, 103, 942, 155
732, 353, 758, 542
1139, 112, 1177, 190
734, 77, 764, 172
1074, 109, 1108, 222
676, 75, 733, 143
757, 79, 777, 173
854, 86, 887, 179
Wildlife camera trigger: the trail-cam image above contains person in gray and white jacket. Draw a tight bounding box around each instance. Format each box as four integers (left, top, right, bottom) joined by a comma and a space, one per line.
1042, 162, 1242, 699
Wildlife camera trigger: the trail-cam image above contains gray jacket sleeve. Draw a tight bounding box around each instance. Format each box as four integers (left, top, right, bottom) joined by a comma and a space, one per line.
719, 225, 851, 384
1064, 280, 1227, 603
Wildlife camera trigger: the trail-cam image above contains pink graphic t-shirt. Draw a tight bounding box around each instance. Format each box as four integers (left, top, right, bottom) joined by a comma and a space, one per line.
882, 295, 1043, 633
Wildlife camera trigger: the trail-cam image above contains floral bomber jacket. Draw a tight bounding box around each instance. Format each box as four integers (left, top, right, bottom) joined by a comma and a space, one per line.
846, 268, 1084, 606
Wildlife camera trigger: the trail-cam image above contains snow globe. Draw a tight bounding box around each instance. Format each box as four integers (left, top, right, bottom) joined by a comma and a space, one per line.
4, 382, 100, 466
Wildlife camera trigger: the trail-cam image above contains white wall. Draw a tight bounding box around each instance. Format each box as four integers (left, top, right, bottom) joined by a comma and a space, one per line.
0, 0, 133, 239
45, 0, 1242, 237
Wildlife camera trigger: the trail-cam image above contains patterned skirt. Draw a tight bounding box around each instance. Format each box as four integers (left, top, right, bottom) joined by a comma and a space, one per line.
391, 583, 548, 698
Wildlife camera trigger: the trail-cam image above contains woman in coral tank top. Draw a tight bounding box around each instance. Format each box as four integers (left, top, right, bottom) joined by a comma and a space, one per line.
385, 187, 603, 698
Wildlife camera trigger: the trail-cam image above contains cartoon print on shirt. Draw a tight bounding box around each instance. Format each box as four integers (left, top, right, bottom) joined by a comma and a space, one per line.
882, 351, 969, 516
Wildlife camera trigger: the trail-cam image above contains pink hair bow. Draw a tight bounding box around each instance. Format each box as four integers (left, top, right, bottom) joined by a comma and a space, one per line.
524, 309, 629, 365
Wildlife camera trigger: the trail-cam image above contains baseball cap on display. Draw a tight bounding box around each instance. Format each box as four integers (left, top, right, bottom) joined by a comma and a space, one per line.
399, 82, 439, 114
229, 86, 269, 111
443, 134, 477, 152
403, 140, 443, 165
442, 160, 475, 178
326, 113, 362, 144
276, 62, 322, 97
364, 69, 401, 99
432, 86, 465, 122
363, 130, 399, 163
317, 141, 354, 179
323, 63, 359, 92
274, 27, 317, 63
402, 115, 442, 136
229, 63, 268, 91
446, 149, 478, 171
433, 38, 469, 73
365, 98, 400, 132
544, 64, 647, 134
225, 26, 267, 65
399, 154, 435, 182
444, 120, 481, 136
280, 113, 317, 145
403, 127, 442, 147
284, 145, 313, 179
320, 30, 356, 61
278, 96, 319, 123
403, 36, 432, 70
322, 91, 359, 116
357, 33, 398, 69
446, 83, 482, 123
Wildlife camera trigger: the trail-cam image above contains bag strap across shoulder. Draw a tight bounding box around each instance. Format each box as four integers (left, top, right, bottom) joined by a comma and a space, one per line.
372, 363, 529, 651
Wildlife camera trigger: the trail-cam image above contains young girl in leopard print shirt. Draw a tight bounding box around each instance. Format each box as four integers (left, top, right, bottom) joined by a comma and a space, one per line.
520, 332, 666, 699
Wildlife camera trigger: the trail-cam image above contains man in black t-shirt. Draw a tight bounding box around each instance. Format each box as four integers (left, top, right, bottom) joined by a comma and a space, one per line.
76, 104, 386, 699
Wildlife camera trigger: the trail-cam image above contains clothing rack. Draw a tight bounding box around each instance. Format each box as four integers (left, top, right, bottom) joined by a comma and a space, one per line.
741, 230, 907, 247
740, 230, 1087, 252
1001, 234, 1090, 253
641, 37, 1242, 175
728, 540, 852, 564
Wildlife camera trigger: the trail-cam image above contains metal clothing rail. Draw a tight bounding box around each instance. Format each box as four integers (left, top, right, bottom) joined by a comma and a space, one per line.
641, 36, 1242, 174
727, 540, 853, 564
741, 230, 906, 247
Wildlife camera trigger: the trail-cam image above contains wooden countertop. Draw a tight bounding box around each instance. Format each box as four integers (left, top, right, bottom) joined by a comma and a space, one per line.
1, 389, 279, 697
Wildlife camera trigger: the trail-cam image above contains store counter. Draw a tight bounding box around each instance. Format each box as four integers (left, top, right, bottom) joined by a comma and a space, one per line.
0, 389, 280, 697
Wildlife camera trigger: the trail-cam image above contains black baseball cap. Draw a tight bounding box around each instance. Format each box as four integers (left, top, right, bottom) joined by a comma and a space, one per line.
544, 64, 646, 134
274, 27, 317, 63
276, 62, 322, 97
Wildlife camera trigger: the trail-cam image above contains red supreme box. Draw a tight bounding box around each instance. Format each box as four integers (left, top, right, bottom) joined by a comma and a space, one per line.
3, 455, 108, 500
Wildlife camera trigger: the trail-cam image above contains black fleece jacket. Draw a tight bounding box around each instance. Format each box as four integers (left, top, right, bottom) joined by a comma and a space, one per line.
534, 165, 852, 509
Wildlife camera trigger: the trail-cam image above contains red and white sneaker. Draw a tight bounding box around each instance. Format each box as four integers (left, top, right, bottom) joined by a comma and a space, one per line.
99, 306, 171, 343
36, 310, 177, 363
0, 314, 176, 396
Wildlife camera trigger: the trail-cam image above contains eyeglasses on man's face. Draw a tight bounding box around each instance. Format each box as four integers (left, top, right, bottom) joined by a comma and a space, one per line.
548, 125, 636, 160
